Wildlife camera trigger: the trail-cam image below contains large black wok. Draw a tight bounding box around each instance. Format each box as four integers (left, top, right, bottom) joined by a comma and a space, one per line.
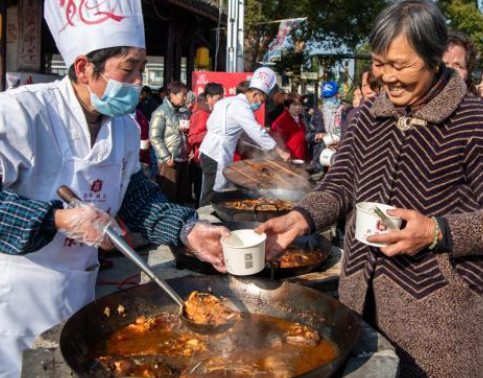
171, 222, 332, 278
60, 276, 360, 378
211, 189, 307, 222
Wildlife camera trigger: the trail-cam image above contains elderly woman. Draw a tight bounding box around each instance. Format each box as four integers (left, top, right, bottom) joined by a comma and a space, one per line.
255, 1, 483, 377
443, 30, 479, 94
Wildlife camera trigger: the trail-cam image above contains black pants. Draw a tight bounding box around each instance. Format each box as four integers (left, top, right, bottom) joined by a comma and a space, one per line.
190, 160, 203, 208
199, 153, 218, 207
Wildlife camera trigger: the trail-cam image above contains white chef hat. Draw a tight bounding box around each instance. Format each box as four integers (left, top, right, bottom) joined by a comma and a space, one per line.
249, 67, 277, 95
6, 73, 20, 89
44, 0, 145, 68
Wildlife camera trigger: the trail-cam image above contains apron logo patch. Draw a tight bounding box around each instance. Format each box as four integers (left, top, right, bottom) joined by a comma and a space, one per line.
91, 179, 103, 193
64, 237, 84, 248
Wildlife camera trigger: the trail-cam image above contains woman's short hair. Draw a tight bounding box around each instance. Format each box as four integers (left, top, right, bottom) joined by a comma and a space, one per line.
185, 91, 197, 108
447, 30, 478, 77
166, 81, 188, 96
370, 0, 448, 71
284, 93, 302, 108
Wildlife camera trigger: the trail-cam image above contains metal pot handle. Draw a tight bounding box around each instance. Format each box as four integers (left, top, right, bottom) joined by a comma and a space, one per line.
253, 203, 279, 222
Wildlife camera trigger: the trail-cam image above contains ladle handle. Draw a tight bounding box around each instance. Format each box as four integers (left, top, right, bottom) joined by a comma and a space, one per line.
57, 185, 83, 204
104, 228, 185, 307
56, 186, 185, 308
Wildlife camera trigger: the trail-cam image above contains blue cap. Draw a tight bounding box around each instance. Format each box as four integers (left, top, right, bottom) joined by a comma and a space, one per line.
321, 81, 339, 98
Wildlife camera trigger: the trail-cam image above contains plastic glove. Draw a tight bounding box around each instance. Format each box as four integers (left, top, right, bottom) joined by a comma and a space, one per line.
56, 204, 113, 250
181, 220, 231, 272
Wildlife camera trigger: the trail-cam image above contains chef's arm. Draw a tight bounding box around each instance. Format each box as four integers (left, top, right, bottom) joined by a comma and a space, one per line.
149, 113, 171, 162
0, 184, 63, 255
235, 107, 277, 152
235, 108, 290, 161
117, 170, 197, 246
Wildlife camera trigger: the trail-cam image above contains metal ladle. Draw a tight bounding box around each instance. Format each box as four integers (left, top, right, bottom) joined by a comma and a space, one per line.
56, 185, 237, 334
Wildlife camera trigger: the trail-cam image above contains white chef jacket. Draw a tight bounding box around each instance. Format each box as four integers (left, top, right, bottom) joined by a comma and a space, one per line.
0, 77, 141, 378
199, 94, 276, 191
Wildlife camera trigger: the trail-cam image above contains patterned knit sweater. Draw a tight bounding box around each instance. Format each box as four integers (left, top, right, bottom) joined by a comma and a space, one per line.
297, 69, 483, 378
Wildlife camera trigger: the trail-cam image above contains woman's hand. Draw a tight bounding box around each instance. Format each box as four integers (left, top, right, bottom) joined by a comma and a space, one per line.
255, 211, 310, 261
314, 133, 325, 143
367, 209, 435, 257
166, 157, 175, 167
187, 222, 231, 272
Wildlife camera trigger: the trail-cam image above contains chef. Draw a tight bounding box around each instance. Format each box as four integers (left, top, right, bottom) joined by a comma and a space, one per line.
198, 67, 290, 206
0, 1, 228, 377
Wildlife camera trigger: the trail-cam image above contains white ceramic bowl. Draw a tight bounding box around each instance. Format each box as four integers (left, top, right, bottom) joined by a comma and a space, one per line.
221, 229, 266, 275
355, 202, 402, 247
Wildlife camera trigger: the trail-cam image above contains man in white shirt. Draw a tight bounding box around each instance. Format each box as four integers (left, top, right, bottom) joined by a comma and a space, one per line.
199, 67, 290, 206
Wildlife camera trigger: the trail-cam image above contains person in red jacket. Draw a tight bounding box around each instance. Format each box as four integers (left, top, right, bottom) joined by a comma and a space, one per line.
271, 93, 307, 160
135, 109, 152, 169
188, 83, 224, 207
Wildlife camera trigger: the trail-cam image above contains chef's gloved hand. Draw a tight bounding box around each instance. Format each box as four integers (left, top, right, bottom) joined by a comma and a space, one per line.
255, 211, 310, 261
55, 205, 114, 250
180, 220, 231, 272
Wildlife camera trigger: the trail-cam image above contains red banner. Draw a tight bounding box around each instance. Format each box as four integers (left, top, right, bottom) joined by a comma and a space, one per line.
192, 71, 265, 125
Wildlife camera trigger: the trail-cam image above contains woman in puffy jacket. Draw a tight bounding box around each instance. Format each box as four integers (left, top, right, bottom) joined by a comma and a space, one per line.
149, 81, 190, 204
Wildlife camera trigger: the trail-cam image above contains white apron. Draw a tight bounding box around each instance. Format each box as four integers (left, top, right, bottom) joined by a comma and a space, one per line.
0, 94, 124, 378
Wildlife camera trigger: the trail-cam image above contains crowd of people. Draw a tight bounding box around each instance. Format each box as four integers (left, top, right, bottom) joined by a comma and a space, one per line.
135, 67, 383, 207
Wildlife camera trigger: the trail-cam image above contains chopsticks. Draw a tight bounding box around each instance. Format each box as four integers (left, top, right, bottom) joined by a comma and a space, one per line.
262, 158, 307, 181
243, 160, 292, 187
226, 166, 271, 188
374, 207, 398, 230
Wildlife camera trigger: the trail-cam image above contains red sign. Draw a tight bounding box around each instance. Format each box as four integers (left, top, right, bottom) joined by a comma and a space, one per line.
192, 71, 265, 125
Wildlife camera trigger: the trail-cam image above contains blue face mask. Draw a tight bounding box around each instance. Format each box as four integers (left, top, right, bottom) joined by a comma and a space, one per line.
89, 75, 142, 117
250, 102, 262, 112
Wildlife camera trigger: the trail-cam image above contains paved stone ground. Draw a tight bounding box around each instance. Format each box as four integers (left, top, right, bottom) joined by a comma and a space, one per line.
95, 245, 151, 299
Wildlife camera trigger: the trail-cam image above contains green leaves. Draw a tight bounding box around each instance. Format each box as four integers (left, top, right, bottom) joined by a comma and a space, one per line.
439, 0, 483, 55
